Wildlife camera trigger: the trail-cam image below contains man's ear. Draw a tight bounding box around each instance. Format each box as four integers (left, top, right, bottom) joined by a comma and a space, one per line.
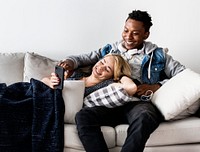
144, 32, 150, 40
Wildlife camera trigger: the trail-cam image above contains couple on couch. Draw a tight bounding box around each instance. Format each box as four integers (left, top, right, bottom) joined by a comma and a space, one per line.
44, 10, 187, 152
1, 10, 188, 152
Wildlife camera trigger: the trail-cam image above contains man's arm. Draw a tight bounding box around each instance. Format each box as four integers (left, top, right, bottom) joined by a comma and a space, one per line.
164, 53, 186, 78
157, 52, 186, 86
61, 49, 102, 69
58, 42, 120, 71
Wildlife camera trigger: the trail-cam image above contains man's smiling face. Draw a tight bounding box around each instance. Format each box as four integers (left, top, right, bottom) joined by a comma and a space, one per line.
122, 19, 149, 50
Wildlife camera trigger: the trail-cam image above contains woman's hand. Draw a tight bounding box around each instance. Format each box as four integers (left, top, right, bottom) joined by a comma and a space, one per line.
41, 72, 60, 89
120, 76, 137, 96
110, 76, 137, 96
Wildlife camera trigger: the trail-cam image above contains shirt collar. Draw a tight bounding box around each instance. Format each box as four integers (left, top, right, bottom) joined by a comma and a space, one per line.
118, 41, 145, 55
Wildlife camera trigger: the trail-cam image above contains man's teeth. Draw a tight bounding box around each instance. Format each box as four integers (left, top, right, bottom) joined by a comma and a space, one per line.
127, 41, 133, 45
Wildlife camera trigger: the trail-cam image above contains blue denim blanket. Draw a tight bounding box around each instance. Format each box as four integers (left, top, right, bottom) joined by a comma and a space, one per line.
0, 79, 65, 152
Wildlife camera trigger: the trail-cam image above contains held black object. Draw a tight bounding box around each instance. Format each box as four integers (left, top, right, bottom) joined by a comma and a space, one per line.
55, 65, 64, 90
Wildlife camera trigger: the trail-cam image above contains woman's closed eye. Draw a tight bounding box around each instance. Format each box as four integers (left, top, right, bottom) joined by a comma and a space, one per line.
100, 59, 112, 73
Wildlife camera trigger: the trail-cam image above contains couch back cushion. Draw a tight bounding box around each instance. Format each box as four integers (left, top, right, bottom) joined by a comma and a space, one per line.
0, 52, 25, 85
23, 52, 58, 82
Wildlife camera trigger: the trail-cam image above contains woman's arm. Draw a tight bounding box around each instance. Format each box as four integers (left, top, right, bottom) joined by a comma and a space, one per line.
110, 76, 137, 96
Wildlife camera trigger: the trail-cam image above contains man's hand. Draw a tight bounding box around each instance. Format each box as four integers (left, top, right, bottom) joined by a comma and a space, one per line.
58, 59, 74, 78
136, 84, 161, 96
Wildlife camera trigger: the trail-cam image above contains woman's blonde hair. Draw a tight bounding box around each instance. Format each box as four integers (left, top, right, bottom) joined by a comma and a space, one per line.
104, 54, 131, 81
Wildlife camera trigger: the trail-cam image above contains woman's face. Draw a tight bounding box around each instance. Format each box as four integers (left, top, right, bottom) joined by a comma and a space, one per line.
91, 55, 115, 81
122, 19, 149, 50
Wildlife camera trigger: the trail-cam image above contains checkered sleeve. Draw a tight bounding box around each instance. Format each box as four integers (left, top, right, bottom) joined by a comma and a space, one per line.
83, 85, 140, 108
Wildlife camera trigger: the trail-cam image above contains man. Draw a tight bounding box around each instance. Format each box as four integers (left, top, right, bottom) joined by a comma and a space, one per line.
59, 10, 185, 152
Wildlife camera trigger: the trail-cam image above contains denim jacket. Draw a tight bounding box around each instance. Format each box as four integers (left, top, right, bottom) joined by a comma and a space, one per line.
66, 41, 185, 85
141, 48, 166, 84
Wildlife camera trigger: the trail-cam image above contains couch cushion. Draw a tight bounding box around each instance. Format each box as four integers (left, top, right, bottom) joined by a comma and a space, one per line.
115, 117, 200, 147
64, 124, 116, 150
23, 52, 58, 82
146, 117, 200, 146
63, 80, 85, 124
0, 52, 25, 85
152, 68, 200, 120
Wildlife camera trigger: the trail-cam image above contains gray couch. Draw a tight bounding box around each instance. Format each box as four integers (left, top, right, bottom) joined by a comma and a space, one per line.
1, 52, 200, 152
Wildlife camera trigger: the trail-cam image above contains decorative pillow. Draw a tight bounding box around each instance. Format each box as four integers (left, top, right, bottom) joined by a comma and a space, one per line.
84, 85, 140, 108
152, 68, 200, 120
172, 99, 200, 120
23, 52, 58, 82
62, 80, 85, 124
0, 52, 25, 85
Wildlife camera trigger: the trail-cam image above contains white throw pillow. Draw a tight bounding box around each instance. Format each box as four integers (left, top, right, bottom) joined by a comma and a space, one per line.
23, 52, 58, 82
172, 99, 200, 120
62, 80, 85, 124
152, 68, 200, 120
0, 52, 25, 85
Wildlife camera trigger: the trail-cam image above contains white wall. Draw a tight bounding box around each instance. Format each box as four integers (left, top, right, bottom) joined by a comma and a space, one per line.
0, 0, 200, 73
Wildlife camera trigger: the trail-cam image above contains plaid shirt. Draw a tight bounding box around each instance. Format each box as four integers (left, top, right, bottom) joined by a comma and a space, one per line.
84, 85, 140, 108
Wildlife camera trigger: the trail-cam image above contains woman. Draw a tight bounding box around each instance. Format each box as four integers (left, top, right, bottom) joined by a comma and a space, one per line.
42, 54, 137, 97
0, 54, 136, 152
